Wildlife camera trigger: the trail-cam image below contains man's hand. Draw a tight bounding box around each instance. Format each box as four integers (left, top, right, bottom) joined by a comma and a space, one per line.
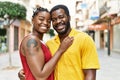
18, 69, 25, 80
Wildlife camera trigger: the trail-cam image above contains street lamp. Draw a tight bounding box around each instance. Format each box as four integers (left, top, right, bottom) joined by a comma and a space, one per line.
103, 6, 111, 56
107, 17, 111, 56
107, 13, 117, 56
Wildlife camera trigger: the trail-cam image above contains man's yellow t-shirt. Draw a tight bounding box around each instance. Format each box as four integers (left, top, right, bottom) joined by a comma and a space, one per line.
46, 29, 100, 80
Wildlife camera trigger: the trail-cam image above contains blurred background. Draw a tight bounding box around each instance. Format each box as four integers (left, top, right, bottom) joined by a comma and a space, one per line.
0, 0, 120, 80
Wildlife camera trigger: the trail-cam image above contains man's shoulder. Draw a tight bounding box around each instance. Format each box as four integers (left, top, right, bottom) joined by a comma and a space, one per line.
72, 29, 88, 36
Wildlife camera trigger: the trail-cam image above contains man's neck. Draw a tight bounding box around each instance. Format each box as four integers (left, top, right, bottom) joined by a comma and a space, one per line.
58, 28, 72, 42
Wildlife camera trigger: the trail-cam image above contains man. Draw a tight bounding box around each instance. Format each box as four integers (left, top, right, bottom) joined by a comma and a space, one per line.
19, 4, 100, 80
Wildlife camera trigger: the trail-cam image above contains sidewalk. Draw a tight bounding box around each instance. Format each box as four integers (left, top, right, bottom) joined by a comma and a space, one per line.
96, 49, 120, 80
0, 51, 22, 80
0, 49, 120, 80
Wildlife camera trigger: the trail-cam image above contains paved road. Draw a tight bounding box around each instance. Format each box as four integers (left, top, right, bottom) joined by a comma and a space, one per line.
0, 49, 120, 80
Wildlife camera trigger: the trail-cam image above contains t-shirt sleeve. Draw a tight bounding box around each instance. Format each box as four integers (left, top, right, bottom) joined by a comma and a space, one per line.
81, 35, 100, 69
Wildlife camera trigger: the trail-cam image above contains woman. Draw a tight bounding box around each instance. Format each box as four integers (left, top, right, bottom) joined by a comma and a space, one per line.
19, 7, 73, 80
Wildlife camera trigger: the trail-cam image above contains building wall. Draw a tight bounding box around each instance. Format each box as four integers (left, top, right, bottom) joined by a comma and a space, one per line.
19, 20, 32, 48
95, 31, 100, 48
113, 23, 120, 52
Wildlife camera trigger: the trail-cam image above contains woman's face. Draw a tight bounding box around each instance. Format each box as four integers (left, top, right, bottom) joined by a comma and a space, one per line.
32, 11, 51, 34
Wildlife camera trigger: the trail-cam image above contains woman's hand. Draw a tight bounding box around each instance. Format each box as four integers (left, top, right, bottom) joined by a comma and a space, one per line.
58, 36, 74, 53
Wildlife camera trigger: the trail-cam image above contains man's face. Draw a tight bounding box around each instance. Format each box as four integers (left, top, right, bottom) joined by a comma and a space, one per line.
51, 8, 70, 35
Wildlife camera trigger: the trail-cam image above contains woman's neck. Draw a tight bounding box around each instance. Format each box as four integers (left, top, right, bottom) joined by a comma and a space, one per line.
32, 30, 43, 40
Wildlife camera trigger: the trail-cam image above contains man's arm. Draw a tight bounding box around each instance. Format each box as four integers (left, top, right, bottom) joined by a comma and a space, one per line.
83, 69, 96, 80
18, 69, 25, 80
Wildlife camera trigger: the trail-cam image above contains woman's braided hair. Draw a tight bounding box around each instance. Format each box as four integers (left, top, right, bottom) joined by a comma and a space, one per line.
32, 6, 49, 18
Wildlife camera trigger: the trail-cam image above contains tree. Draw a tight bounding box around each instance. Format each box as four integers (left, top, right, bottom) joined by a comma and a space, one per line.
0, 1, 26, 20
0, 1, 26, 26
47, 29, 55, 37
0, 1, 27, 69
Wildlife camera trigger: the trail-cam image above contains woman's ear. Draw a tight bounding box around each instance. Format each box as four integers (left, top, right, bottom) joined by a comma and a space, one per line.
32, 18, 34, 24
68, 16, 71, 21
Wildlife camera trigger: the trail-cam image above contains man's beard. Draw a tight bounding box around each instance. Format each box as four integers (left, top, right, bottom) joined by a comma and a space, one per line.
55, 22, 70, 35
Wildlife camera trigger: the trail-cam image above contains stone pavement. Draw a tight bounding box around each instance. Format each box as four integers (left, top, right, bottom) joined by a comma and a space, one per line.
0, 49, 120, 80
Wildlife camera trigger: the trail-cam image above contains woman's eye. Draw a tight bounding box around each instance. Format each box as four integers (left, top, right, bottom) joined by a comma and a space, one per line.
48, 20, 51, 23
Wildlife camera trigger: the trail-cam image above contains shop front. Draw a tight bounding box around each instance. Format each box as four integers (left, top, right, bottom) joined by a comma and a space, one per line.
112, 17, 120, 52
88, 23, 110, 49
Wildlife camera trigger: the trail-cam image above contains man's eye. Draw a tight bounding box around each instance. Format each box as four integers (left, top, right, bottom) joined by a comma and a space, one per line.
52, 19, 56, 22
39, 18, 44, 21
59, 16, 64, 19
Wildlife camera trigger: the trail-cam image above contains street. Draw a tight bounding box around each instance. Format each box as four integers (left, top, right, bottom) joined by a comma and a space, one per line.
0, 49, 120, 80
96, 49, 120, 80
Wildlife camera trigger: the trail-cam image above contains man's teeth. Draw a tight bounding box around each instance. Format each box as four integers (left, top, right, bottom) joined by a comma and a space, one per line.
41, 27, 47, 29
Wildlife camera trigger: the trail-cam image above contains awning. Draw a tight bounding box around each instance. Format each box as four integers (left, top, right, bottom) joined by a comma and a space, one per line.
88, 24, 108, 30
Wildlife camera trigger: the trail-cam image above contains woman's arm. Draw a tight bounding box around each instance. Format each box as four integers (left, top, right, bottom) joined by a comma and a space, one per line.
22, 36, 73, 80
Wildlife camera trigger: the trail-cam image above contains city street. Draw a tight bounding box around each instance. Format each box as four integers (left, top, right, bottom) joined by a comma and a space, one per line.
0, 49, 120, 80
96, 49, 120, 80
0, 0, 120, 80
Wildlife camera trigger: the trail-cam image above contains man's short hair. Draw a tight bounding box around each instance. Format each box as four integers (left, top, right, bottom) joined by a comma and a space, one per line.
50, 4, 70, 16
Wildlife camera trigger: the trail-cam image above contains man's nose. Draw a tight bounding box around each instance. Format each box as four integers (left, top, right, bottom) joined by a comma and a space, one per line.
56, 18, 61, 23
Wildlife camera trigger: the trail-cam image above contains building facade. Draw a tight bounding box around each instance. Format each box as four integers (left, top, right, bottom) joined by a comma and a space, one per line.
0, 0, 32, 53
1, 0, 120, 53
95, 0, 120, 52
